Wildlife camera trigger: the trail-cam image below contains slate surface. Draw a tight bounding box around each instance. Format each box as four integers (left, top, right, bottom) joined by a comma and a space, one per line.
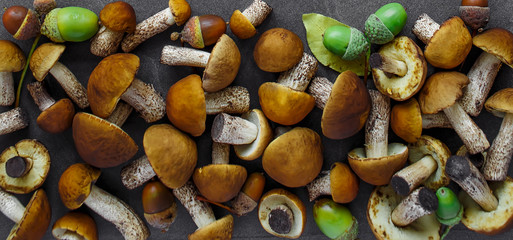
1, 0, 512, 239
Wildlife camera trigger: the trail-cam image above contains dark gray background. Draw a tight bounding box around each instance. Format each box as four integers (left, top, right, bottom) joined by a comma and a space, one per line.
1, 0, 512, 239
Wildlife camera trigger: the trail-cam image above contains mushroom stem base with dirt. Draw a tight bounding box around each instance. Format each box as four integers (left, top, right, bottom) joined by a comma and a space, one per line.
365, 90, 390, 158
443, 103, 489, 154
27, 82, 55, 112
48, 61, 89, 109
119, 78, 165, 123
160, 45, 210, 68
0, 108, 29, 136
412, 13, 440, 45
173, 181, 216, 229
276, 53, 318, 92
483, 113, 513, 181
211, 113, 258, 145
0, 72, 14, 106
121, 155, 156, 190
422, 113, 451, 129
242, 0, 272, 27
391, 155, 437, 196
306, 172, 331, 201
0, 188, 25, 223
369, 53, 407, 77
391, 187, 438, 227
91, 26, 125, 57
308, 77, 332, 109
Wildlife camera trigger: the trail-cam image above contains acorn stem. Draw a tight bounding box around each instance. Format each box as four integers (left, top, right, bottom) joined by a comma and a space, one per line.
15, 34, 40, 108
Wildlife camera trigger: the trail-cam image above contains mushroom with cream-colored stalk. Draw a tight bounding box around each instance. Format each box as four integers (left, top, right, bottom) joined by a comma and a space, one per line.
0, 108, 29, 136
229, 0, 272, 39
52, 212, 98, 240
142, 180, 177, 231
231, 172, 265, 216
211, 113, 258, 145
254, 28, 303, 72
0, 40, 25, 106
306, 162, 359, 203
233, 109, 273, 161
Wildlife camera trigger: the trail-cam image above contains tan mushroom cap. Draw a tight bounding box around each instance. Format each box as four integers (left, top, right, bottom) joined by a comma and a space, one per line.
408, 135, 451, 190
373, 36, 427, 101
52, 212, 98, 240
259, 82, 315, 126
322, 71, 370, 139
330, 162, 359, 204
37, 98, 75, 134
100, 1, 137, 33
0, 40, 26, 72
58, 163, 101, 210
72, 112, 138, 168
424, 16, 472, 69
189, 214, 234, 240
169, 0, 192, 26
348, 143, 408, 186
391, 98, 422, 143
262, 127, 323, 188
0, 139, 50, 194
473, 28, 513, 68
202, 34, 241, 92
229, 10, 257, 39
30, 43, 65, 81
144, 124, 197, 189
253, 28, 304, 72
418, 71, 469, 114
166, 74, 206, 137
485, 88, 513, 118
193, 164, 247, 202
367, 185, 441, 240
460, 177, 513, 235
7, 189, 51, 240
234, 109, 273, 161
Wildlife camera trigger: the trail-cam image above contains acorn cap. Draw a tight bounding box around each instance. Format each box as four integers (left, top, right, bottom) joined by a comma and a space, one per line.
168, 0, 191, 26
202, 34, 241, 92
365, 13, 394, 44
408, 135, 451, 190
193, 164, 247, 203
473, 28, 513, 68
391, 98, 422, 143
100, 1, 137, 33
330, 162, 359, 204
229, 10, 257, 39
58, 163, 101, 210
12, 8, 40, 40
188, 215, 234, 240
41, 8, 64, 42
418, 72, 469, 114
485, 88, 513, 118
7, 189, 51, 240
253, 28, 304, 72
342, 28, 370, 61
30, 43, 65, 81
37, 98, 75, 133
52, 212, 98, 240
0, 40, 26, 72
234, 109, 273, 161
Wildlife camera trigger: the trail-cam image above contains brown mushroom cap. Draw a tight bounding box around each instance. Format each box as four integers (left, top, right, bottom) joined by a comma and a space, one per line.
202, 34, 241, 92
348, 143, 408, 186
0, 40, 26, 72
229, 10, 257, 39
100, 1, 137, 33
418, 71, 469, 114
485, 88, 513, 118
188, 214, 234, 240
166, 74, 206, 137
330, 162, 359, 204
30, 43, 65, 81
321, 71, 370, 139
72, 112, 138, 168
253, 28, 304, 72
424, 16, 472, 69
144, 124, 197, 189
234, 109, 273, 161
168, 0, 191, 26
58, 163, 101, 210
193, 164, 247, 202
408, 135, 451, 190
460, 177, 513, 235
7, 189, 51, 240
52, 212, 98, 240
262, 127, 322, 188
391, 98, 422, 143
473, 28, 513, 68
37, 98, 75, 133
88, 53, 140, 118
258, 82, 315, 126
0, 139, 50, 194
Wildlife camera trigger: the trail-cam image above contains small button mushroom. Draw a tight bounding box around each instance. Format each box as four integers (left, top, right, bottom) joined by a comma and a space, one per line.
41, 7, 99, 42
313, 198, 358, 240
253, 28, 304, 72
412, 14, 472, 69
365, 2, 407, 44
171, 15, 226, 48
2, 6, 40, 40
0, 139, 50, 194
229, 0, 272, 39
306, 162, 359, 203
0, 40, 26, 106
121, 0, 191, 52
58, 163, 150, 239
52, 212, 98, 240
142, 180, 177, 231
233, 109, 273, 161
0, 108, 29, 136
231, 172, 265, 216
323, 25, 369, 61
460, 0, 489, 32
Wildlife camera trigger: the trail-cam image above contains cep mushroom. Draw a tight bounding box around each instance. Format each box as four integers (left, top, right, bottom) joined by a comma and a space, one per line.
0, 40, 25, 106
0, 108, 29, 136
30, 43, 89, 109
231, 172, 265, 216
229, 0, 272, 39
52, 212, 98, 240
142, 180, 177, 231
459, 28, 513, 116
233, 109, 273, 161
91, 1, 137, 57
253, 28, 303, 72
211, 113, 258, 145
58, 163, 150, 239
412, 14, 472, 69
306, 162, 359, 203
121, 0, 191, 52
418, 71, 489, 154
370, 36, 427, 101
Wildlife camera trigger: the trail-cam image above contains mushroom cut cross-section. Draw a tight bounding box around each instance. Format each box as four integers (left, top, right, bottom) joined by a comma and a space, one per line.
258, 189, 306, 239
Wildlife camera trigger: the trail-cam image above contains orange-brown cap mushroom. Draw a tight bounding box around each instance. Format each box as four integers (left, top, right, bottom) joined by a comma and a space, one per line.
234, 109, 273, 161
189, 215, 234, 240
259, 82, 315, 125
229, 0, 272, 39
142, 180, 177, 231
52, 212, 98, 240
307, 162, 359, 204
253, 28, 303, 72
231, 172, 266, 216
0, 40, 26, 106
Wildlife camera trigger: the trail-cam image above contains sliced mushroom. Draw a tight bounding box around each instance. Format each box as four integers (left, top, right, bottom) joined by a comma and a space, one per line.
233, 109, 273, 161
306, 162, 358, 203
52, 212, 98, 240
142, 180, 177, 231
231, 172, 265, 216
229, 0, 272, 39
0, 40, 26, 106
0, 108, 29, 136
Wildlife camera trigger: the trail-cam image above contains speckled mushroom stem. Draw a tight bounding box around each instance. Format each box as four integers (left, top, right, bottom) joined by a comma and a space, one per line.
483, 113, 513, 181
173, 181, 216, 229
121, 155, 156, 190
276, 53, 318, 92
308, 76, 332, 109
241, 0, 272, 27
106, 102, 134, 127
119, 78, 166, 123
205, 86, 250, 115
365, 90, 390, 158
212, 142, 230, 165
160, 45, 210, 67
27, 81, 55, 112
412, 13, 440, 45
231, 172, 265, 216
0, 108, 29, 136
391, 187, 438, 227
122, 8, 176, 53
443, 103, 489, 154
48, 61, 89, 109
0, 72, 15, 106
459, 52, 502, 116
390, 156, 437, 196
84, 185, 150, 240
0, 188, 25, 223
211, 113, 258, 145
91, 26, 125, 57
306, 171, 331, 201
446, 155, 498, 211
369, 53, 407, 77
422, 113, 452, 129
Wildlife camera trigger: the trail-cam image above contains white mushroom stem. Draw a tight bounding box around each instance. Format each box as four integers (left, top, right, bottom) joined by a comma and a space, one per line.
106, 102, 133, 127
369, 53, 407, 77
0, 188, 24, 223
119, 78, 166, 123
446, 155, 498, 211
276, 53, 318, 92
212, 142, 230, 165
443, 103, 489, 154
412, 13, 440, 45
241, 0, 272, 27
422, 113, 452, 129
0, 72, 14, 106
48, 61, 89, 109
459, 51, 503, 116
120, 155, 156, 190
205, 86, 250, 115
483, 113, 513, 181
390, 156, 437, 196
0, 108, 29, 136
160, 45, 210, 68
84, 185, 150, 240
211, 113, 258, 145
173, 181, 216, 229
391, 187, 438, 227
306, 171, 331, 201
122, 8, 176, 53
91, 26, 125, 57
27, 81, 55, 112
308, 76, 333, 109
365, 90, 390, 158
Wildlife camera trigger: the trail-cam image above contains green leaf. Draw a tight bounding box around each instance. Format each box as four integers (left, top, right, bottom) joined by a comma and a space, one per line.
302, 13, 369, 76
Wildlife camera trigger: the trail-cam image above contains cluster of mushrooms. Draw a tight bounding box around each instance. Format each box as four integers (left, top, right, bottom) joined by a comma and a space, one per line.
0, 0, 513, 239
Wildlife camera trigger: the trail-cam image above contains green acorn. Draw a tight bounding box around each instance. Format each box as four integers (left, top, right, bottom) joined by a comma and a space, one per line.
41, 7, 99, 42
313, 198, 358, 240
323, 25, 369, 61
365, 3, 407, 44
435, 187, 463, 239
